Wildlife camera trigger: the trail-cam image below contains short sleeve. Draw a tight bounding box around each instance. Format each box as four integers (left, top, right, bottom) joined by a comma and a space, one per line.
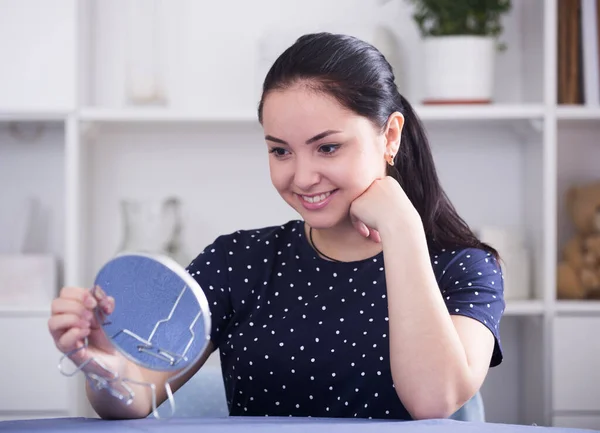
438, 248, 505, 367
186, 237, 233, 350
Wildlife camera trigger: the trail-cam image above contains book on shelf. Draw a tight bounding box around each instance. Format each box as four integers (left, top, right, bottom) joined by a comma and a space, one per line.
558, 0, 600, 106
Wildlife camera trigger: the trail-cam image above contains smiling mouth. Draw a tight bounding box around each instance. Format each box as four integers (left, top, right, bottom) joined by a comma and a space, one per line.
298, 189, 337, 204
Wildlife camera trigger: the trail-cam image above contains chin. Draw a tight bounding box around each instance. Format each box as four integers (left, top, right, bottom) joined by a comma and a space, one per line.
295, 203, 347, 229
302, 214, 344, 229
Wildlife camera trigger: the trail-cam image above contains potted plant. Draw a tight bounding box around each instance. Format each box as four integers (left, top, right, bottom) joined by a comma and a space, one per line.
406, 0, 511, 104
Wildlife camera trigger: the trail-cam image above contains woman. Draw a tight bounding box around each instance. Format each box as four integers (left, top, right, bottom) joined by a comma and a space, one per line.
48, 32, 505, 421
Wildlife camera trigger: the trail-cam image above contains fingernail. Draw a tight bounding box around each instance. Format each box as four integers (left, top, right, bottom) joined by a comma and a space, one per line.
84, 295, 97, 309
94, 285, 105, 300
104, 297, 115, 314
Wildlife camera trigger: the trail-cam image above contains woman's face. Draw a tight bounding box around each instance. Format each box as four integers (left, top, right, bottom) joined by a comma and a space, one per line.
261, 85, 391, 229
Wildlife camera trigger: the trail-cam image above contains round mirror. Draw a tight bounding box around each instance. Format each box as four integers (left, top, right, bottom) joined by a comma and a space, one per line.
59, 252, 212, 419
93, 253, 211, 373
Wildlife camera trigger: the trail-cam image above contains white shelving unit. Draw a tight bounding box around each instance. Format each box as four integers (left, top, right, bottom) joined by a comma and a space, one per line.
1, 0, 599, 429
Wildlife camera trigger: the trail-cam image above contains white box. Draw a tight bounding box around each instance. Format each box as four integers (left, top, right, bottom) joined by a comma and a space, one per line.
476, 226, 532, 300
0, 255, 58, 307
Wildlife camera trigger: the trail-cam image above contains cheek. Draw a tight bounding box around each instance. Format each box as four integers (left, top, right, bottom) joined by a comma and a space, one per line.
338, 149, 384, 188
268, 159, 289, 192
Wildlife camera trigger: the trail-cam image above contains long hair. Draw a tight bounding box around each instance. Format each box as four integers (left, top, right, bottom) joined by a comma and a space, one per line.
257, 32, 498, 258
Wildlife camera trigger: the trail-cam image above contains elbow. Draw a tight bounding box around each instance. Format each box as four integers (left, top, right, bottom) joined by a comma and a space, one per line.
402, 386, 476, 421
405, 399, 457, 421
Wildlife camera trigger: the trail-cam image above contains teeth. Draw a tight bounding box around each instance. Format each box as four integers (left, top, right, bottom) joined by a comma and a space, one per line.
302, 191, 331, 204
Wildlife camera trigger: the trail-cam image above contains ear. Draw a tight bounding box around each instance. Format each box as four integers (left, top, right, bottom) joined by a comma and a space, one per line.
384, 112, 404, 157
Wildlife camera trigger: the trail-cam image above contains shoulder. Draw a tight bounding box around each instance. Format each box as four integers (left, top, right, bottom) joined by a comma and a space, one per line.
433, 246, 506, 367
211, 219, 303, 251
190, 220, 304, 265
187, 219, 304, 291
431, 246, 503, 291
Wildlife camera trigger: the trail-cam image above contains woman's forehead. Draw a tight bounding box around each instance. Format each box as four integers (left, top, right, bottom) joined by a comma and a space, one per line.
262, 89, 362, 137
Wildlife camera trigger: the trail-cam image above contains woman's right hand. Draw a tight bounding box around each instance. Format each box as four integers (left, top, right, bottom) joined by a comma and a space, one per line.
49, 286, 172, 419
48, 286, 119, 374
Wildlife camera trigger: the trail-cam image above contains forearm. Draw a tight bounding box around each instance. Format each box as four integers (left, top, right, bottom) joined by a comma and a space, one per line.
86, 361, 153, 420
380, 222, 474, 419
87, 342, 213, 420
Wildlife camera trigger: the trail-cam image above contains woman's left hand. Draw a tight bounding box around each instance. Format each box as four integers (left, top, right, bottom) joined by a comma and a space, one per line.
349, 176, 420, 243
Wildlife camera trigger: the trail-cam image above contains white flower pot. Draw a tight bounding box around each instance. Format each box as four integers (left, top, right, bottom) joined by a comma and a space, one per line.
422, 36, 496, 104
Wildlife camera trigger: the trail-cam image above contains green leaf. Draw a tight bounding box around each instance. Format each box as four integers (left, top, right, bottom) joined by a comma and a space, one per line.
405, 0, 511, 44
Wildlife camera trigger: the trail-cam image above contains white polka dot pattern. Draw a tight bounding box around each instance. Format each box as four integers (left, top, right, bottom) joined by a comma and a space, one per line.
186, 220, 504, 419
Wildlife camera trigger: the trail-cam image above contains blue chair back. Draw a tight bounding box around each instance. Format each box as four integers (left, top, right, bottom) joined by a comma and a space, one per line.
449, 391, 486, 422
157, 365, 485, 422
154, 364, 228, 418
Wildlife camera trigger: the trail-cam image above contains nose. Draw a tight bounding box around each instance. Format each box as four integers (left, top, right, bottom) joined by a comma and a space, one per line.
293, 157, 320, 192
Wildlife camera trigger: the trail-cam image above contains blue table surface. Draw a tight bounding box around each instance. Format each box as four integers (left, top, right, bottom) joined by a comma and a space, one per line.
0, 417, 598, 433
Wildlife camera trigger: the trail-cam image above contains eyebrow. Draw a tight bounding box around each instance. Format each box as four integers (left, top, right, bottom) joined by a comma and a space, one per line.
264, 130, 342, 145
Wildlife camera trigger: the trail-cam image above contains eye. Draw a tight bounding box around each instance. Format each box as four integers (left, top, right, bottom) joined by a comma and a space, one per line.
269, 147, 290, 157
319, 144, 340, 155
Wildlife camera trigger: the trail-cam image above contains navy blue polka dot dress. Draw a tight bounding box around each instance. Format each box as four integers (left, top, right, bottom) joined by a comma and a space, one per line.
186, 220, 504, 420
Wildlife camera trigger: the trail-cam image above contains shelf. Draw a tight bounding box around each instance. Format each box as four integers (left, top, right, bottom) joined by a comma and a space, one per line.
0, 305, 50, 317
557, 106, 600, 121
0, 105, 580, 123
78, 107, 258, 124
76, 104, 546, 125
504, 300, 545, 316
0, 105, 549, 123
414, 104, 546, 121
0, 0, 580, 425
555, 300, 600, 315
0, 109, 70, 122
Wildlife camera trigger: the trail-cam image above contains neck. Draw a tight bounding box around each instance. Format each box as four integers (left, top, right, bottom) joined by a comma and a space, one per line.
306, 219, 383, 262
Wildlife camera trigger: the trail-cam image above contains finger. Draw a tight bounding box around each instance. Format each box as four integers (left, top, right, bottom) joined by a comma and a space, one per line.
351, 217, 370, 238
361, 225, 370, 238
98, 295, 115, 316
56, 287, 98, 311
48, 314, 90, 336
51, 298, 94, 317
92, 286, 113, 314
56, 327, 91, 354
91, 298, 115, 329
349, 214, 364, 236
59, 286, 92, 304
90, 307, 107, 330
92, 285, 107, 302
370, 229, 382, 243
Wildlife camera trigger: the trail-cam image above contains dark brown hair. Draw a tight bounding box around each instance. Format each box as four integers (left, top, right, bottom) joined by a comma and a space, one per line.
258, 32, 498, 258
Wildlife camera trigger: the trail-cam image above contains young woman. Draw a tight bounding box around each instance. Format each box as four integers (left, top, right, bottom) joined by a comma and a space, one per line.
48, 32, 505, 421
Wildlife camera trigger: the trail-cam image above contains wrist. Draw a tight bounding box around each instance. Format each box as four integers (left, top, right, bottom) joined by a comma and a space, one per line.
379, 209, 424, 242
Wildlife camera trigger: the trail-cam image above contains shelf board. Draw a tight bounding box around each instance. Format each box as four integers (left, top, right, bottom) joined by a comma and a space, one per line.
0, 105, 552, 123
557, 106, 600, 120
414, 104, 545, 121
504, 299, 545, 316
0, 109, 71, 121
79, 107, 258, 123
0, 305, 50, 317
78, 104, 545, 124
555, 300, 600, 314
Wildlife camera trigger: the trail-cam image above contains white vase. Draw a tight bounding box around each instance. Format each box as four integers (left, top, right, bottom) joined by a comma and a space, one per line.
422, 35, 495, 104
117, 197, 188, 267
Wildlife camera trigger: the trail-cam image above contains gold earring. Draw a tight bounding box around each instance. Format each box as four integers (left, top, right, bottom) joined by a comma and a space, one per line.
385, 153, 395, 166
